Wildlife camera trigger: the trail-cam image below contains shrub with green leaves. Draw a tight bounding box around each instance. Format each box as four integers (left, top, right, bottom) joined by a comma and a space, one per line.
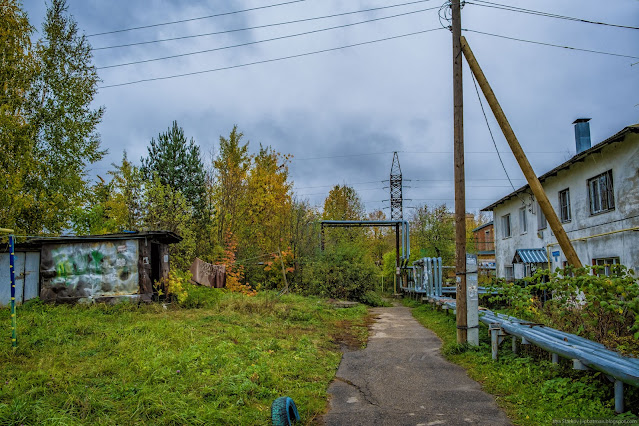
296, 243, 379, 304
487, 265, 639, 354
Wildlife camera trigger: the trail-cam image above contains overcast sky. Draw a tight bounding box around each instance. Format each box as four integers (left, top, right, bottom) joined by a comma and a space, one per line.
23, 0, 639, 216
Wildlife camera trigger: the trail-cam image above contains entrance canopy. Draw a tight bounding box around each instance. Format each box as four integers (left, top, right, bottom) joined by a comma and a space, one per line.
512, 248, 548, 264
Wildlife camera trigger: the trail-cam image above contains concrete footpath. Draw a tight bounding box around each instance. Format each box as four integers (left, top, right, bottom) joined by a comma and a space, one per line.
320, 305, 511, 426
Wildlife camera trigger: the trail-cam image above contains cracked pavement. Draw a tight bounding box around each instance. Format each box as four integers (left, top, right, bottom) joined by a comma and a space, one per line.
320, 304, 511, 426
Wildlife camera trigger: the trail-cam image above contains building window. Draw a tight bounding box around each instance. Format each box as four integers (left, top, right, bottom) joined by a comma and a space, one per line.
588, 170, 615, 215
592, 257, 619, 277
537, 202, 547, 230
505, 266, 514, 281
519, 207, 527, 234
502, 214, 511, 238
559, 188, 571, 222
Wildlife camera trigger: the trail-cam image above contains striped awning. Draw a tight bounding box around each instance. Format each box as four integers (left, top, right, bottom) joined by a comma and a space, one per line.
513, 248, 548, 264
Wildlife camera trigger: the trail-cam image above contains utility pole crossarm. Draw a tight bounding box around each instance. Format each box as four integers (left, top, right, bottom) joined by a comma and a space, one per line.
459, 36, 582, 268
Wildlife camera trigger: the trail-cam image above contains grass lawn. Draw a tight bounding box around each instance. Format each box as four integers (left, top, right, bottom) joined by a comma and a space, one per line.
0, 289, 369, 425
404, 299, 639, 426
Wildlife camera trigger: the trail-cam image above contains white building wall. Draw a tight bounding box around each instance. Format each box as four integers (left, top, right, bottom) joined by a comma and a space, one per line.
493, 133, 639, 277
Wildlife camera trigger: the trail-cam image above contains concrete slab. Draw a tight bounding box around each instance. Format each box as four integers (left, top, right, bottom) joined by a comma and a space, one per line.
321, 305, 511, 426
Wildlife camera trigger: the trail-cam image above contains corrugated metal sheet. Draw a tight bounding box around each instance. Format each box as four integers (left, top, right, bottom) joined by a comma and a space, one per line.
0, 252, 40, 306
514, 248, 548, 264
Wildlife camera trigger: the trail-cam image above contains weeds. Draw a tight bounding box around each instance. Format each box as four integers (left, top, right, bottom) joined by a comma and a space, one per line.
0, 291, 368, 425
404, 299, 638, 425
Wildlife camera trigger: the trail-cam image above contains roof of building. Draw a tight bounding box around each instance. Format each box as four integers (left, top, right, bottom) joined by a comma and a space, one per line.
513, 248, 548, 264
481, 124, 639, 211
26, 231, 182, 245
472, 221, 493, 232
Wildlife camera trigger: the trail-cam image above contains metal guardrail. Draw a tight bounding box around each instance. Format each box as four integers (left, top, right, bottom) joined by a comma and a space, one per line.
441, 286, 498, 295
417, 295, 639, 414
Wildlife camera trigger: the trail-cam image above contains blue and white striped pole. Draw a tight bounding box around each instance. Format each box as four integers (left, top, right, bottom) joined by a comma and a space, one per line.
2, 228, 17, 348
9, 233, 17, 348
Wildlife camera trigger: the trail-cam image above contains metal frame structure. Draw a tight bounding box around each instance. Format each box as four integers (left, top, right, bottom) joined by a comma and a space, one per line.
390, 152, 403, 221
319, 220, 410, 293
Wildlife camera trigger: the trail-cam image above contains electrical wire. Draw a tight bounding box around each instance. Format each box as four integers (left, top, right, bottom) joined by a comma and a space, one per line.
294, 181, 383, 189
93, 0, 436, 51
87, 0, 309, 37
293, 152, 394, 161
291, 150, 560, 162
467, 0, 639, 31
469, 64, 527, 205
97, 7, 439, 69
99, 28, 444, 88
463, 29, 639, 60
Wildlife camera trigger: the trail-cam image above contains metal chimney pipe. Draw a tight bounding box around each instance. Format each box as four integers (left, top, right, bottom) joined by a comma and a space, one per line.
573, 118, 592, 154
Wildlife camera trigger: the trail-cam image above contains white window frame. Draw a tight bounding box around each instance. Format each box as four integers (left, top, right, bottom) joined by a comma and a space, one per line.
588, 170, 615, 215
537, 202, 547, 230
593, 257, 619, 277
502, 214, 511, 239
559, 188, 571, 223
505, 265, 514, 281
519, 207, 527, 234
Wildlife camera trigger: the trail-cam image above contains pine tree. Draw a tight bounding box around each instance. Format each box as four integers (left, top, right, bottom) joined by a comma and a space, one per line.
141, 120, 206, 219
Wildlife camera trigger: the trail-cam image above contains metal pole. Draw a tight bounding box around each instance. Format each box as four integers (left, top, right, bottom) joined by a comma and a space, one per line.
452, 0, 468, 343
614, 380, 624, 413
395, 223, 400, 294
9, 234, 17, 348
459, 36, 582, 268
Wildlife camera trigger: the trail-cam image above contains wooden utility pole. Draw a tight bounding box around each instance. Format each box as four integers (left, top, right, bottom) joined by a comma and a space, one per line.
452, 0, 468, 343
460, 37, 582, 268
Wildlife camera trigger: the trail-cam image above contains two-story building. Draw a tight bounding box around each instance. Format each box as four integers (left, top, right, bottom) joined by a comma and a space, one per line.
472, 221, 495, 279
482, 119, 639, 280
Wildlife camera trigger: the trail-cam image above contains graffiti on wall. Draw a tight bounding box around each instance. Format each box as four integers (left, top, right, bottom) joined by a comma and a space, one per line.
41, 240, 139, 299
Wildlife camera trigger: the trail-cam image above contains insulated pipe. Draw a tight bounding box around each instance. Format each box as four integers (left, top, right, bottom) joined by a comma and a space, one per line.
476, 310, 639, 382
546, 226, 639, 270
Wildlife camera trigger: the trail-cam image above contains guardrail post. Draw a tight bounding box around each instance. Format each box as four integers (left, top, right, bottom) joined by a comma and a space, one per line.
490, 323, 500, 360
552, 353, 559, 364
614, 380, 624, 413
511, 336, 517, 354
572, 359, 588, 370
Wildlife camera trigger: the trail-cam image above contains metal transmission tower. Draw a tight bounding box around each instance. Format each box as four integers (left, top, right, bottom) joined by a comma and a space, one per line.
390, 152, 403, 220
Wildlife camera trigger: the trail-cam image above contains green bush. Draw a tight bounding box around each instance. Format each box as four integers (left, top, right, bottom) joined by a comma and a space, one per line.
297, 243, 379, 303
359, 290, 390, 307
487, 265, 639, 354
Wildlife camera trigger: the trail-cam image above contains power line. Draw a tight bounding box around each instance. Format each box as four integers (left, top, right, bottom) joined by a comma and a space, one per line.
293, 152, 394, 161
99, 28, 444, 88
411, 178, 525, 181
467, 0, 639, 31
87, 0, 309, 37
469, 69, 519, 194
97, 7, 439, 69
463, 29, 639, 60
291, 150, 562, 161
93, 0, 436, 51
294, 180, 382, 189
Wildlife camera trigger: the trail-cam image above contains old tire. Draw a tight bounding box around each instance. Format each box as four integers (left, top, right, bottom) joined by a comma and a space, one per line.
271, 396, 300, 426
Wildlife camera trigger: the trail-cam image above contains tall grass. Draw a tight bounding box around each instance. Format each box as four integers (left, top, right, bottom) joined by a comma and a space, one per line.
404, 299, 638, 425
0, 289, 368, 425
